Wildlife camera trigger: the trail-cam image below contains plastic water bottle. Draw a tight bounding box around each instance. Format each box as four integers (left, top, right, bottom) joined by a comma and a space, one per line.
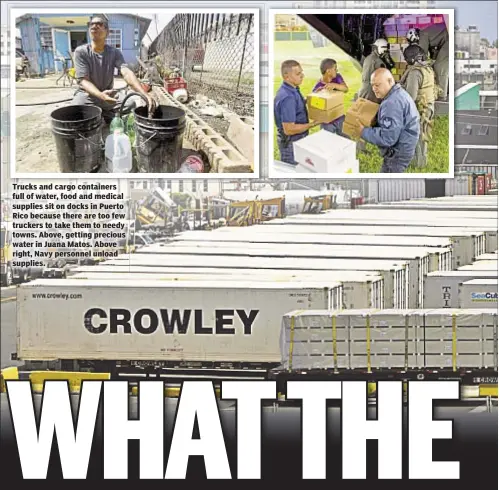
105, 124, 132, 173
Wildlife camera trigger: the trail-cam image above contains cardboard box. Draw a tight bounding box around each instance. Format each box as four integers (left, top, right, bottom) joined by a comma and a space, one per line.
342, 120, 361, 140
393, 74, 401, 81
293, 130, 359, 174
343, 98, 380, 140
306, 91, 345, 123
396, 62, 408, 70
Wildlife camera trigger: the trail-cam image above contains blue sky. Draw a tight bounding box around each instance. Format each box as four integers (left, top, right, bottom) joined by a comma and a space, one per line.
438, 1, 498, 41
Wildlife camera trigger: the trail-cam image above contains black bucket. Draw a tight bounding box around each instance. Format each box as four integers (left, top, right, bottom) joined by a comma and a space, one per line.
51, 105, 102, 173
134, 105, 186, 173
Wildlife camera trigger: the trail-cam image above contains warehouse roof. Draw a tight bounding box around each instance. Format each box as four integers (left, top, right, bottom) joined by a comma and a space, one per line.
455, 82, 481, 98
454, 111, 498, 150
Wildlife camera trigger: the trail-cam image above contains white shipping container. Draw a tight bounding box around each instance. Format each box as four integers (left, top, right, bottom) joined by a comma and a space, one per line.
102, 256, 410, 309
152, 241, 452, 273
173, 231, 468, 266
69, 271, 384, 310
367, 179, 425, 202
458, 260, 498, 271
211, 225, 486, 264
475, 253, 498, 261
260, 220, 498, 252
424, 270, 498, 308
278, 209, 497, 222
359, 201, 497, 212
16, 279, 344, 365
281, 309, 498, 370
459, 279, 498, 309
174, 230, 452, 248
445, 175, 472, 196
68, 266, 397, 308
134, 243, 450, 307
419, 196, 497, 203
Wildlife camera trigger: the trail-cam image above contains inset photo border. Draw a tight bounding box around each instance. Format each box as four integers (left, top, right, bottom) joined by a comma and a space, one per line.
10, 7, 260, 179
268, 8, 455, 179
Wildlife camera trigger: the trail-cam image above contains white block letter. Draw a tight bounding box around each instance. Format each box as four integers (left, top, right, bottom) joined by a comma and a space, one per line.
7, 380, 101, 479
104, 381, 164, 479
221, 380, 276, 479
165, 381, 231, 479
409, 381, 459, 479
342, 381, 402, 479
287, 381, 342, 479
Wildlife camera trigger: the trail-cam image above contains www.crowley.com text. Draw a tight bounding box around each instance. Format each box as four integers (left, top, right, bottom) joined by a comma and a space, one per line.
31, 293, 83, 300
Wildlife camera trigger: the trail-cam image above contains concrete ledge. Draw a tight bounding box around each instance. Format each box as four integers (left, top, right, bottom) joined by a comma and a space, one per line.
227, 115, 255, 164
154, 87, 253, 174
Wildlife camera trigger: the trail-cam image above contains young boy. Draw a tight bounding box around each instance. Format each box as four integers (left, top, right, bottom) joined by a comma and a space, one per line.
312, 58, 349, 135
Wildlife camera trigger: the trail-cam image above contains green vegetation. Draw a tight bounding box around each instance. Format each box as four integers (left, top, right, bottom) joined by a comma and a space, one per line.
272, 40, 450, 174
358, 115, 450, 173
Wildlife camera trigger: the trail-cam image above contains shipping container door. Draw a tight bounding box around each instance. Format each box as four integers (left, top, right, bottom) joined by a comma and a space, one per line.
425, 180, 446, 198
53, 29, 70, 72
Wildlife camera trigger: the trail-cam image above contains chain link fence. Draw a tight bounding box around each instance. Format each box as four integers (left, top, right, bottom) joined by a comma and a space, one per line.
149, 13, 255, 117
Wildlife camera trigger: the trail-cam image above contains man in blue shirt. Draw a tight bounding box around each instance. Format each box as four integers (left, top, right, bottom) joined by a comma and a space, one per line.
274, 60, 319, 164
358, 68, 420, 173
312, 58, 349, 135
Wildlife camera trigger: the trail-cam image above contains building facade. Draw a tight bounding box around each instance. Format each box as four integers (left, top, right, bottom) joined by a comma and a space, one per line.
455, 26, 481, 59
455, 59, 498, 74
15, 13, 150, 76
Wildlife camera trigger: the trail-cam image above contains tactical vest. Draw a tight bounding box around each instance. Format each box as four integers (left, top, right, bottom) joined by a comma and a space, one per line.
400, 64, 438, 142
400, 64, 437, 114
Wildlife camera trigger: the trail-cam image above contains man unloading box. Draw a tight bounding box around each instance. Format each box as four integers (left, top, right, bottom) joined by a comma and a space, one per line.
274, 60, 320, 164
72, 14, 156, 124
358, 68, 420, 173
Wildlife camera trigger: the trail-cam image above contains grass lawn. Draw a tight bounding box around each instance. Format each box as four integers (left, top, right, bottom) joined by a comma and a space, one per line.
358, 115, 450, 173
272, 40, 450, 174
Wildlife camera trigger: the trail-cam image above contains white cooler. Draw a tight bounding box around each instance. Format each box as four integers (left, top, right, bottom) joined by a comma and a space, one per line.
273, 160, 317, 174
293, 130, 359, 174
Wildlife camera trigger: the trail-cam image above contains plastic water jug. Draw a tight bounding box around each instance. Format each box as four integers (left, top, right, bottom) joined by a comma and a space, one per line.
105, 129, 132, 173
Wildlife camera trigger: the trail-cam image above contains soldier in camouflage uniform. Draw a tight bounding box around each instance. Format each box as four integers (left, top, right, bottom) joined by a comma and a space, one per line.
400, 44, 440, 169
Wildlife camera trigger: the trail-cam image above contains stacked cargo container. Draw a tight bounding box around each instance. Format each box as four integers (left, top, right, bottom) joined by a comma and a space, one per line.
14, 194, 498, 383
424, 270, 497, 308
458, 279, 498, 309
101, 256, 410, 309
280, 309, 497, 371
69, 270, 385, 310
